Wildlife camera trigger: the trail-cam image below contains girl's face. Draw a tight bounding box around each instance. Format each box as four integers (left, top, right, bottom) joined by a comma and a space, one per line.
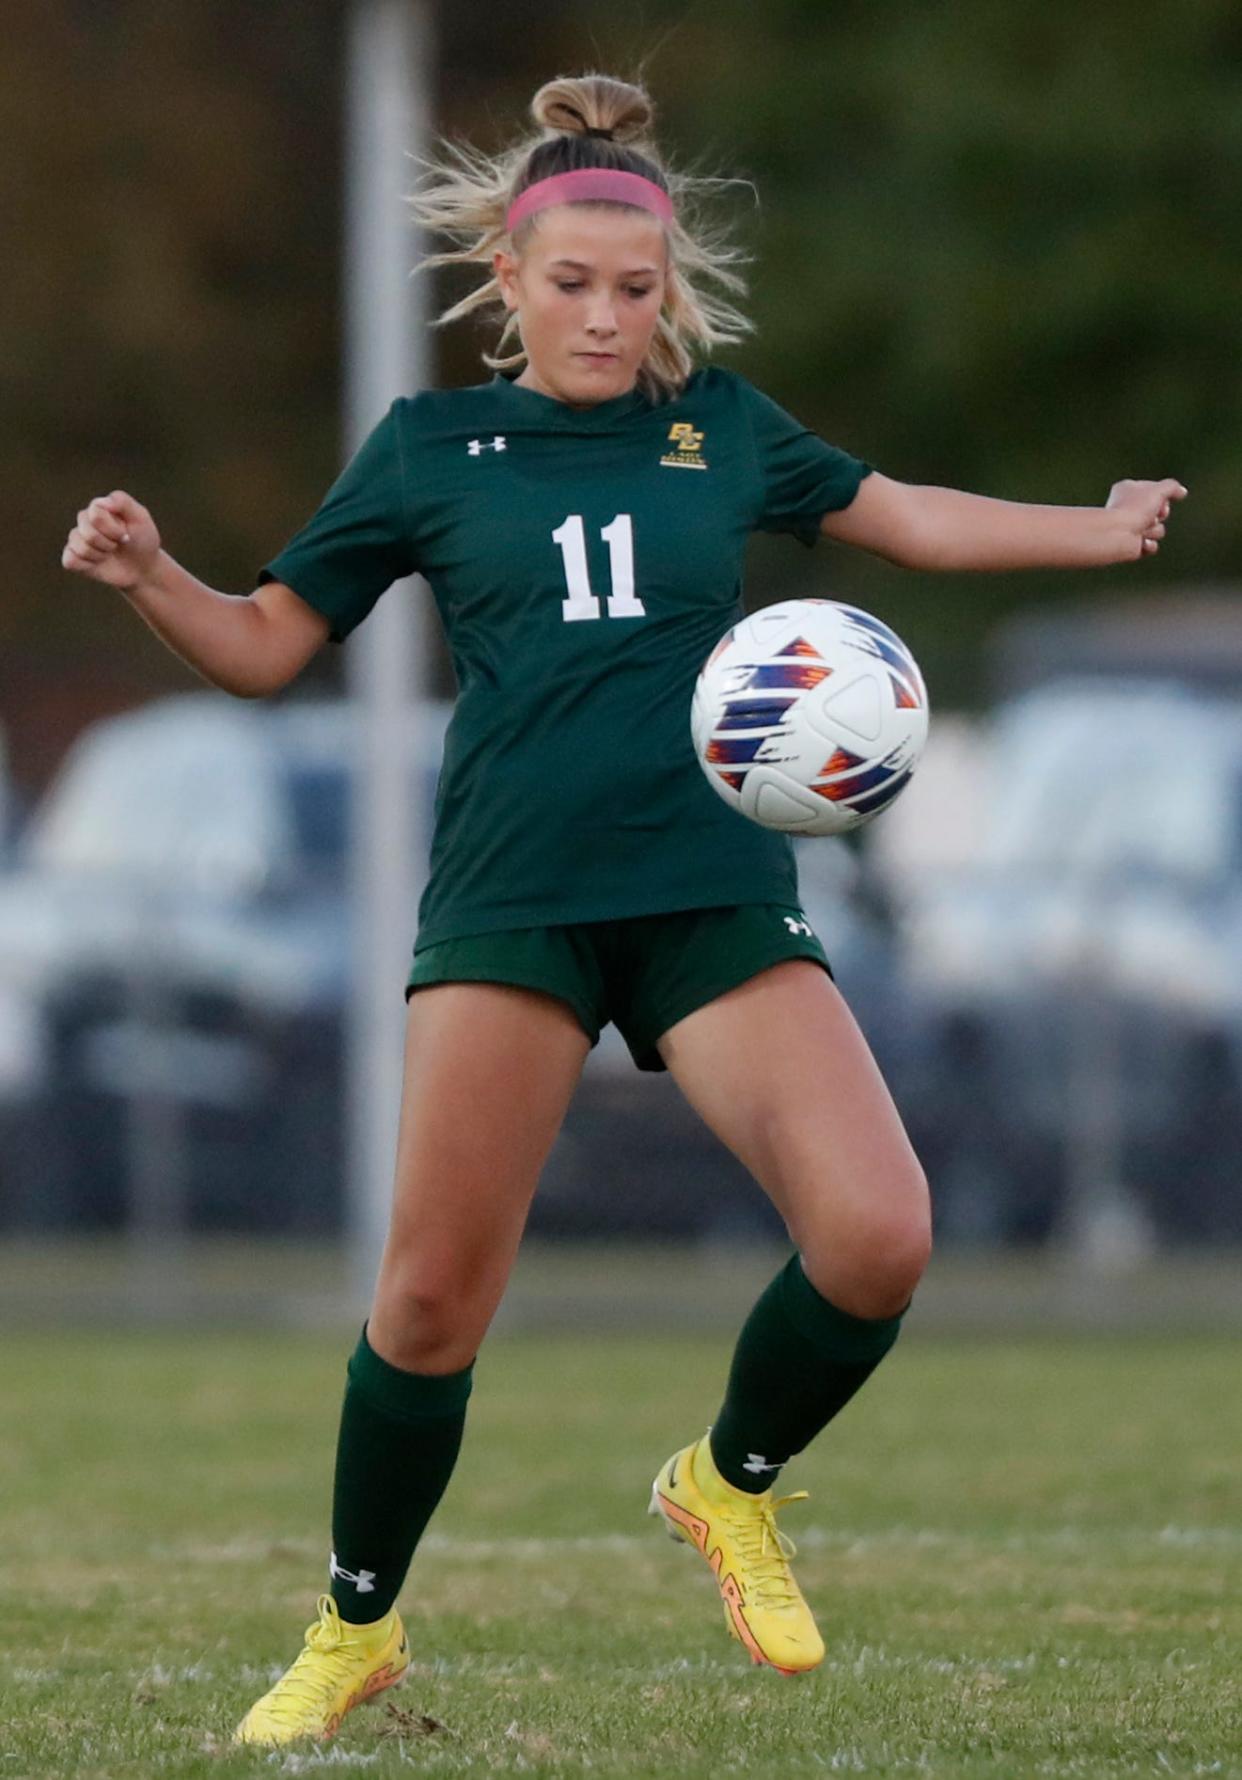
494, 206, 668, 408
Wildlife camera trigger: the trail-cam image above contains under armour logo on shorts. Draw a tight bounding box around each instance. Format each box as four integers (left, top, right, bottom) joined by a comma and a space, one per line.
467, 436, 507, 455
783, 914, 812, 937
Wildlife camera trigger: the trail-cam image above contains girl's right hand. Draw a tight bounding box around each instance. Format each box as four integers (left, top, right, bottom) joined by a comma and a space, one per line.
61, 491, 162, 591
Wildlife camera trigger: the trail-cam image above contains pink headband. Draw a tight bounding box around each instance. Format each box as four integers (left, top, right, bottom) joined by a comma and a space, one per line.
506, 168, 674, 235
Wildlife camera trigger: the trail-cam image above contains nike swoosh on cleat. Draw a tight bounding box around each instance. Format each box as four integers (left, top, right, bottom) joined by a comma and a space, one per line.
668, 1457, 679, 1489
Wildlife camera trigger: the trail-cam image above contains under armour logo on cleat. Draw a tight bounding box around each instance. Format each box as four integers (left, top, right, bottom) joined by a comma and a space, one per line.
783, 915, 812, 937
742, 1453, 782, 1474
329, 1551, 376, 1593
467, 436, 507, 455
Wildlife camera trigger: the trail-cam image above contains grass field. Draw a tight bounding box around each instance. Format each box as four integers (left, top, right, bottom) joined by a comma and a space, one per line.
0, 1325, 1238, 1778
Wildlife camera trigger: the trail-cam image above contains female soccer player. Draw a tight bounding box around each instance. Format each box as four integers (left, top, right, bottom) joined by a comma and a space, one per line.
62, 73, 1185, 1746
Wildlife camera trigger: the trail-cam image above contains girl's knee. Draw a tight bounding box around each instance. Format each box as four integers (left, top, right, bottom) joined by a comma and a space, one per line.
801, 1183, 933, 1320
369, 1266, 488, 1373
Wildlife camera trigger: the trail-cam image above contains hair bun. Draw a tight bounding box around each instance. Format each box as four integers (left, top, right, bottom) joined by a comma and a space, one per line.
531, 75, 655, 147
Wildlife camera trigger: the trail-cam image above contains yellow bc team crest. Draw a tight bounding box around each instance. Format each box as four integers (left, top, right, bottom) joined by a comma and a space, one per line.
660, 422, 708, 470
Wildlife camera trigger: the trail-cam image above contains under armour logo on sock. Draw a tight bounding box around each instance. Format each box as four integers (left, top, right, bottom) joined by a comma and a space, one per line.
329, 1551, 376, 1593
743, 1452, 782, 1474
467, 436, 507, 455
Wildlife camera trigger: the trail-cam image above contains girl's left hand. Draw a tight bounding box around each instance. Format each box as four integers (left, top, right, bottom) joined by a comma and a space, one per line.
1105, 478, 1188, 558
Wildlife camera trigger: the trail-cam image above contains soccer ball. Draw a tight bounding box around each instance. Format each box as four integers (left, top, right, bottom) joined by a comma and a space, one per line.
691, 599, 928, 836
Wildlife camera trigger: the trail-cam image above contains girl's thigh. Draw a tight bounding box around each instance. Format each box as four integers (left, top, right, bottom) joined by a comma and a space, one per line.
657, 960, 930, 1309
369, 982, 591, 1366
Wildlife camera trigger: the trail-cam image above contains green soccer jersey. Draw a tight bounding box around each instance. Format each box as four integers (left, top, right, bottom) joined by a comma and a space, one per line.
258, 366, 871, 948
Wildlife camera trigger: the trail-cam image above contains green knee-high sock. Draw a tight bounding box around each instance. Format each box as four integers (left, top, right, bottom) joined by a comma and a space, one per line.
329, 1325, 473, 1623
708, 1255, 908, 1494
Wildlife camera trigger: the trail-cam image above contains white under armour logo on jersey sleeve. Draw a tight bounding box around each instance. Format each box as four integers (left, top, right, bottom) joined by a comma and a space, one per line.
467, 436, 507, 455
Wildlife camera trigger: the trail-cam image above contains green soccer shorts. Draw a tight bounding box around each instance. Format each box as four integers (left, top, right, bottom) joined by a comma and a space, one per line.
405, 904, 832, 1072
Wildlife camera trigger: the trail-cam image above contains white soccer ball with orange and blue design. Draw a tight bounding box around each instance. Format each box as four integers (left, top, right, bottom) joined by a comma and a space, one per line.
691, 599, 929, 836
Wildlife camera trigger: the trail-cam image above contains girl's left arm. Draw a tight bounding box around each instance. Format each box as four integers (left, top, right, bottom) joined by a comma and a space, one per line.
820, 471, 1188, 571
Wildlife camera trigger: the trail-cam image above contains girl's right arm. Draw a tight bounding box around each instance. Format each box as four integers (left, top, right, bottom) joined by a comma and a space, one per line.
61, 490, 330, 698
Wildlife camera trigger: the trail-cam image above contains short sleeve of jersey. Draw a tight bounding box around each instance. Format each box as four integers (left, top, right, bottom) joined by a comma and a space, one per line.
737, 376, 872, 548
256, 399, 416, 641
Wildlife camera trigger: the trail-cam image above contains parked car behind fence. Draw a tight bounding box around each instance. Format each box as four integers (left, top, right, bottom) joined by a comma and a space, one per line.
893, 679, 1242, 1246
0, 696, 441, 1234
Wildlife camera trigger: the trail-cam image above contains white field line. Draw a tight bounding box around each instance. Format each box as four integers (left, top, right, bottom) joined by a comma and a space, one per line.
405, 1647, 1050, 1681
420, 1523, 1242, 1559
266, 1752, 380, 1772
157, 1523, 1242, 1568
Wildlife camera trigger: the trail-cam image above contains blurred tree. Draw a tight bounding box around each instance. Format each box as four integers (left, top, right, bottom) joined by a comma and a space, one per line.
1, 0, 344, 766
647, 0, 1242, 695
2, 0, 1239, 787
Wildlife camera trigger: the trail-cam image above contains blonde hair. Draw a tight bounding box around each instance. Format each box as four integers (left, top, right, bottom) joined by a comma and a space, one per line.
407, 73, 754, 402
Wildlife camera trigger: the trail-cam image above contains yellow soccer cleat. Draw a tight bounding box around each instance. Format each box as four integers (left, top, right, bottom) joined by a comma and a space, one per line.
233, 1592, 409, 1746
649, 1435, 825, 1676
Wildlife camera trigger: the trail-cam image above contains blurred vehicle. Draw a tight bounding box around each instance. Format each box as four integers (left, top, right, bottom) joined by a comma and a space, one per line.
894, 679, 1242, 1245
0, 694, 445, 1234
0, 691, 919, 1243
994, 589, 1242, 701
0, 719, 11, 861
0, 718, 50, 1202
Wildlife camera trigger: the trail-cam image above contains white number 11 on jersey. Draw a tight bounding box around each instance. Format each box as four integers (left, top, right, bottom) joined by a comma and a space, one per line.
552, 514, 646, 622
